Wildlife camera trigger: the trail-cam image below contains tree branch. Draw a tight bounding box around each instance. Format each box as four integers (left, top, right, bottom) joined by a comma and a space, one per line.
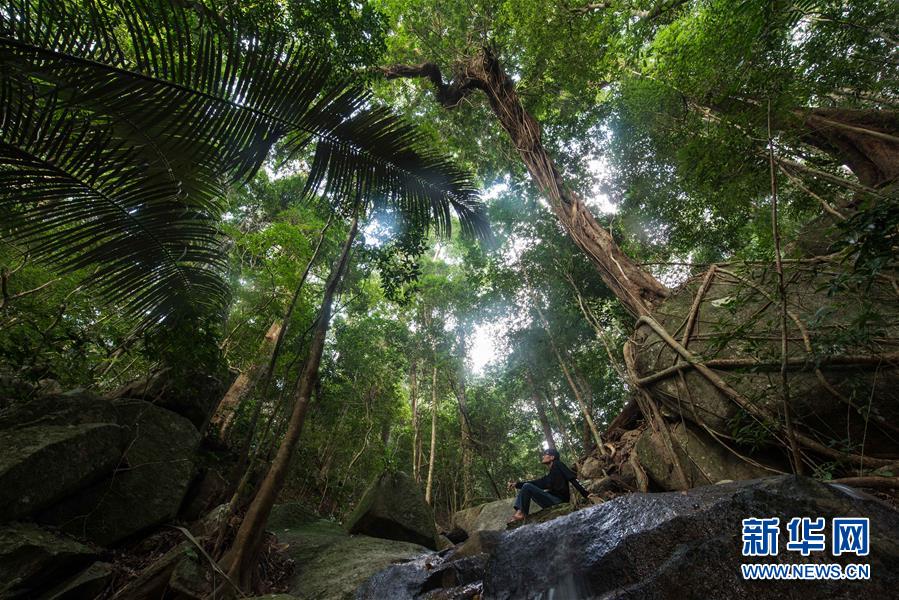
379, 63, 482, 109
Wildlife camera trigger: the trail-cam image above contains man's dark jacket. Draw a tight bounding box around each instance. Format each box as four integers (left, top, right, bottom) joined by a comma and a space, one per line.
515, 460, 589, 503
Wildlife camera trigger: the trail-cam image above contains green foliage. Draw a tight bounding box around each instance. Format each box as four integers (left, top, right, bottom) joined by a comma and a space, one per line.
0, 0, 486, 334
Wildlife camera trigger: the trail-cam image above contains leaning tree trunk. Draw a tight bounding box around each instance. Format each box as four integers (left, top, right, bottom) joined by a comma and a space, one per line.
230, 213, 333, 475
222, 214, 358, 590
212, 320, 281, 440
425, 362, 439, 505
383, 48, 899, 485
381, 51, 669, 317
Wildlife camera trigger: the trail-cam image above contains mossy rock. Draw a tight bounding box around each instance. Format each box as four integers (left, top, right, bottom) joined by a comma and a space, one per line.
0, 423, 126, 520
0, 522, 96, 598
109, 368, 225, 430
634, 421, 772, 491
268, 502, 322, 531
39, 400, 200, 546
631, 263, 899, 459
345, 471, 437, 549
0, 392, 119, 430
276, 515, 347, 569
287, 534, 429, 600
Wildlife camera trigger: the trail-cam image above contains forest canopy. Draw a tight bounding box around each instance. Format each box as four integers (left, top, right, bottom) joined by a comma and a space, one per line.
0, 0, 896, 595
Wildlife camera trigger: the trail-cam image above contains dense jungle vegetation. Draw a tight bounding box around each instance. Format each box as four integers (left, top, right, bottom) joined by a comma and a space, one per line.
0, 0, 896, 596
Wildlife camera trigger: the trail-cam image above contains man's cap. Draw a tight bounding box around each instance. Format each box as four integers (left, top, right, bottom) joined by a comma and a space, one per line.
542, 448, 559, 458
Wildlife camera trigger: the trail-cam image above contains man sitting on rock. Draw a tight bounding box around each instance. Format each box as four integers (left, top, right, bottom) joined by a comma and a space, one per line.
507, 447, 590, 523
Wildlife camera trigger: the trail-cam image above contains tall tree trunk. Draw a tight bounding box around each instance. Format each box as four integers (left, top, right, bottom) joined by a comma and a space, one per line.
450, 373, 474, 508
409, 359, 421, 482
381, 51, 669, 317
452, 330, 474, 507
425, 363, 438, 505
545, 389, 574, 453
525, 371, 556, 450
534, 303, 605, 454
212, 320, 282, 440
232, 213, 334, 472
222, 214, 358, 589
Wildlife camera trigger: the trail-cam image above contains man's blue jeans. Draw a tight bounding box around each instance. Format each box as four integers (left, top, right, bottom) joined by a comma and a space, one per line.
514, 483, 562, 515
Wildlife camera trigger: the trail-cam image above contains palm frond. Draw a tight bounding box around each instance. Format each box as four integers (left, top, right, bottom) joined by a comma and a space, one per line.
0, 0, 489, 331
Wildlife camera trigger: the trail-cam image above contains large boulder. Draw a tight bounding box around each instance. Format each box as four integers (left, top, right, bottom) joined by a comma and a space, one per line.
0, 523, 97, 599
39, 399, 200, 546
271, 504, 430, 600
484, 476, 899, 599
345, 471, 437, 550
359, 476, 899, 599
0, 391, 119, 429
470, 499, 513, 533
450, 503, 484, 535
0, 423, 126, 520
634, 421, 773, 490
108, 368, 226, 430
451, 497, 528, 535
356, 553, 487, 600
628, 263, 899, 460
0, 393, 126, 521
290, 534, 431, 600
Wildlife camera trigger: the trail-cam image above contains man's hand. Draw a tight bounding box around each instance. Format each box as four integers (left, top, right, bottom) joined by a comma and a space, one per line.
506, 480, 517, 491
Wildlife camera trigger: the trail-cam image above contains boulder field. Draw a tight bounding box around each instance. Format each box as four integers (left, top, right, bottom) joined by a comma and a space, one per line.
3, 380, 898, 599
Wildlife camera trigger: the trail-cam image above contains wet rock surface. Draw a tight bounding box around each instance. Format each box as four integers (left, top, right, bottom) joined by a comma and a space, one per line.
360, 476, 899, 600
485, 476, 899, 599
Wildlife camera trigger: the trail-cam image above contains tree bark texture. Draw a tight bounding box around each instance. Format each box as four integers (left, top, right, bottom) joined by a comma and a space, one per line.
212, 320, 281, 439
222, 214, 358, 589
795, 108, 899, 188
381, 49, 669, 317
